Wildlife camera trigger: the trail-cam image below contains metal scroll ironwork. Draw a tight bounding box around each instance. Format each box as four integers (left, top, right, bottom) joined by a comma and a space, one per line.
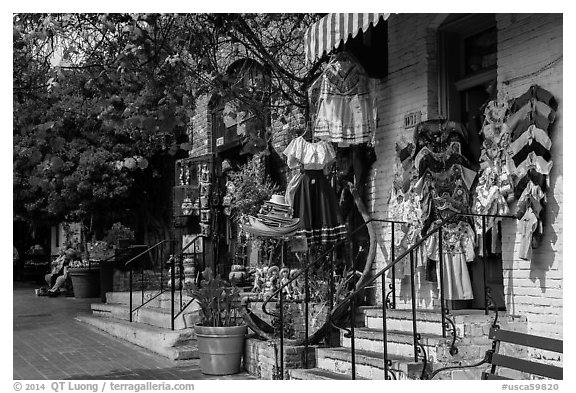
486, 287, 500, 328
415, 333, 430, 380
443, 308, 459, 356
385, 283, 395, 309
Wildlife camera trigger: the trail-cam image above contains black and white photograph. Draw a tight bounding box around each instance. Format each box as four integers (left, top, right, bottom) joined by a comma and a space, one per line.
9, 5, 566, 387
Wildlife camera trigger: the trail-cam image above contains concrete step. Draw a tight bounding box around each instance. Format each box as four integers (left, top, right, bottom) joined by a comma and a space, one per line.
357, 307, 443, 335
105, 291, 194, 310
289, 367, 368, 380
75, 315, 199, 360
341, 327, 447, 360
91, 302, 200, 330
316, 347, 425, 380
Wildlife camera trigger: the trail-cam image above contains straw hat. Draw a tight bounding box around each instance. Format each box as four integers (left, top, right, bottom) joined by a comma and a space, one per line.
268, 194, 288, 206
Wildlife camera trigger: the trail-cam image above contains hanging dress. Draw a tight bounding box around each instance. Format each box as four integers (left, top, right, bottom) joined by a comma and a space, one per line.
311, 52, 376, 146
283, 136, 347, 247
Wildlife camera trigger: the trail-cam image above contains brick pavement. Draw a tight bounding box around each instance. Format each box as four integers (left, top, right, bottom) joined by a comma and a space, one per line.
12, 282, 255, 380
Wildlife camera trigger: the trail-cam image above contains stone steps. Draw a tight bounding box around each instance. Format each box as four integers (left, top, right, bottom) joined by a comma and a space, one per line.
75, 315, 199, 360
341, 327, 447, 360
91, 302, 200, 330
289, 367, 369, 380
316, 347, 424, 380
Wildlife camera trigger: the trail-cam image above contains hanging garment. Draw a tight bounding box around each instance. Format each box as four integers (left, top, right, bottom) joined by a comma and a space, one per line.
518, 207, 539, 260
425, 221, 475, 300
511, 85, 558, 113
312, 52, 376, 145
283, 136, 347, 246
506, 99, 556, 139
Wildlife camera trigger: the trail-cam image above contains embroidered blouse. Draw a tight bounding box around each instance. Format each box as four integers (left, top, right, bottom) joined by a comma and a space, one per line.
283, 136, 336, 170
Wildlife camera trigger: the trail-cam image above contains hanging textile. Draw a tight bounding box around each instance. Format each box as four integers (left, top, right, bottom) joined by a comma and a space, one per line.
472, 93, 513, 255
311, 52, 376, 146
504, 85, 556, 259
283, 136, 347, 247
411, 119, 477, 301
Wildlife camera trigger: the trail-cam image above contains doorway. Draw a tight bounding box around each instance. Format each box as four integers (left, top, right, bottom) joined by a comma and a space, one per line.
438, 14, 505, 311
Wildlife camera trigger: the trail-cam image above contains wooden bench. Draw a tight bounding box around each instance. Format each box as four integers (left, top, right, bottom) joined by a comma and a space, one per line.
482, 327, 563, 380
430, 326, 563, 380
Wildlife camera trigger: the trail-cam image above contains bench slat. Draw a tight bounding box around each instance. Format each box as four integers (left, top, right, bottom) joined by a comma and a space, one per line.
491, 354, 563, 380
489, 328, 563, 353
482, 372, 512, 380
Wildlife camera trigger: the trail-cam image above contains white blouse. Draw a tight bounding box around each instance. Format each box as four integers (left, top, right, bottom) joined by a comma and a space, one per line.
282, 136, 336, 170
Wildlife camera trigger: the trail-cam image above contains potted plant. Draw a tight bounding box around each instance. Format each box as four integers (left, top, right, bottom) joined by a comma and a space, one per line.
104, 222, 135, 249
188, 267, 247, 375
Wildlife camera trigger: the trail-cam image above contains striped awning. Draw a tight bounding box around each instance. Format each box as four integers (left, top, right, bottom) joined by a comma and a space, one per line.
304, 13, 390, 64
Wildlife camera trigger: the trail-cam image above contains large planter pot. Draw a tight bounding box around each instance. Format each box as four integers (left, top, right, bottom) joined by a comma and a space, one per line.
194, 325, 248, 375
69, 267, 100, 298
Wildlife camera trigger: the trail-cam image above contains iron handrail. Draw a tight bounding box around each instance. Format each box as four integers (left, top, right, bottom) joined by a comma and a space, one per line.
170, 234, 208, 330
128, 239, 175, 322
328, 211, 516, 379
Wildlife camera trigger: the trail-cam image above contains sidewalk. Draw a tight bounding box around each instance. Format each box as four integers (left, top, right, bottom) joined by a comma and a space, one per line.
13, 281, 255, 380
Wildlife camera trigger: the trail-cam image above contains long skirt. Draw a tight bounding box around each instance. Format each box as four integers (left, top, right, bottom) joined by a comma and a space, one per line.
292, 170, 347, 247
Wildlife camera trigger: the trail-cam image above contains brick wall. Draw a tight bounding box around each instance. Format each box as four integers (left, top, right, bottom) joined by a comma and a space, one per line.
368, 14, 441, 306
366, 14, 563, 342
495, 14, 563, 342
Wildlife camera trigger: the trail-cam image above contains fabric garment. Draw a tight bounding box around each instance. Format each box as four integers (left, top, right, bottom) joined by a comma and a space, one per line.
415, 164, 477, 192
511, 85, 558, 113
415, 152, 472, 178
312, 52, 376, 145
292, 170, 347, 246
511, 151, 554, 177
511, 140, 551, 167
506, 99, 556, 140
424, 221, 475, 300
514, 169, 548, 200
242, 216, 302, 238
283, 136, 337, 170
508, 124, 552, 153
516, 194, 544, 219
518, 207, 539, 260
285, 172, 304, 208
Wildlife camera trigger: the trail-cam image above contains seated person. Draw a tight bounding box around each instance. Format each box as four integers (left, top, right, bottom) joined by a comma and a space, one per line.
40, 250, 73, 296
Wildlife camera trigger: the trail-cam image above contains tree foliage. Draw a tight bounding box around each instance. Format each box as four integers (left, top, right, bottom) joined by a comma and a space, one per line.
13, 13, 324, 236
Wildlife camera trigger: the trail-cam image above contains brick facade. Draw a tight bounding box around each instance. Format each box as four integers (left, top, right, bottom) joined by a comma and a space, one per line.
364, 12, 562, 348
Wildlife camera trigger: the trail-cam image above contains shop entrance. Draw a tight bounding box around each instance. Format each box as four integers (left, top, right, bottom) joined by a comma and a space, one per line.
438, 14, 505, 310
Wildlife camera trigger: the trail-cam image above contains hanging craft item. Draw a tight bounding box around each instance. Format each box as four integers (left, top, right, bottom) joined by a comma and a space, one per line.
411, 119, 478, 301
282, 136, 347, 247
472, 93, 513, 255
504, 85, 556, 260
310, 51, 376, 146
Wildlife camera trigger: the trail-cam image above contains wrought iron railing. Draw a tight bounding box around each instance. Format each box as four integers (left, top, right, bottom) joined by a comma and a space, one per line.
169, 234, 207, 330
255, 211, 515, 380
125, 240, 174, 322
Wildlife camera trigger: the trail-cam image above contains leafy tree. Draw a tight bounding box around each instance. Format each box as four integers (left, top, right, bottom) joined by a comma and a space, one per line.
13, 13, 325, 241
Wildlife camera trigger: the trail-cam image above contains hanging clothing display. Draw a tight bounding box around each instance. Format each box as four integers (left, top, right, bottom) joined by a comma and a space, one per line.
472, 94, 513, 255
283, 136, 347, 247
505, 85, 556, 260
412, 119, 477, 300
311, 52, 376, 146
387, 136, 425, 279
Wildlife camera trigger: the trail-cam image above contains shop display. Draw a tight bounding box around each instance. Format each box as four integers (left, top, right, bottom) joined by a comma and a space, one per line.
283, 135, 347, 247
310, 51, 376, 146
472, 94, 513, 254
504, 85, 556, 259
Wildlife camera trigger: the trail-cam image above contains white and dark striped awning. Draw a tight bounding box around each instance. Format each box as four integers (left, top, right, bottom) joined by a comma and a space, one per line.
304, 13, 391, 64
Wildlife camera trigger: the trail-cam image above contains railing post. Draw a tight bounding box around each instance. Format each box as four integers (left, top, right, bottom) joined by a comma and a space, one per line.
391, 222, 396, 309
438, 226, 446, 338
482, 216, 489, 316
381, 273, 389, 379
129, 266, 133, 323
409, 251, 418, 363
279, 240, 285, 380
304, 253, 309, 369
350, 251, 357, 380
170, 254, 175, 331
